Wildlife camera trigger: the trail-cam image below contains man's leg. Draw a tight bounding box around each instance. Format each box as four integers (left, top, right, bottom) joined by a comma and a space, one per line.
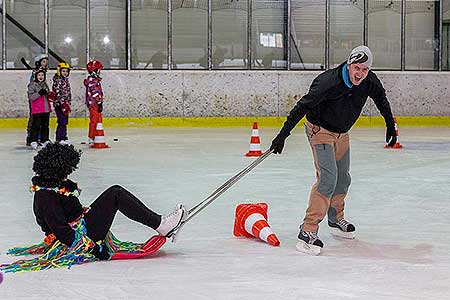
328, 133, 355, 238
302, 122, 339, 233
328, 133, 351, 224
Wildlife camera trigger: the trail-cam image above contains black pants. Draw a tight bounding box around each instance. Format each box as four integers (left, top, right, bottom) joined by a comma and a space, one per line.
84, 185, 162, 242
30, 112, 50, 143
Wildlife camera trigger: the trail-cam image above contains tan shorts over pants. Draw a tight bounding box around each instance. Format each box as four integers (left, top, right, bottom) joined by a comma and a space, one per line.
303, 120, 351, 232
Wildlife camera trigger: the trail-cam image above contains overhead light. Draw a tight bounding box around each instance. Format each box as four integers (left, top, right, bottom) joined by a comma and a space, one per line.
64, 36, 73, 44
103, 36, 110, 45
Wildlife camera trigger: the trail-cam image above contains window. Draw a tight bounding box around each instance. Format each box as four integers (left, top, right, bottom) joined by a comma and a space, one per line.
212, 0, 247, 69
6, 0, 44, 69
443, 0, 450, 70
368, 0, 401, 70
290, 0, 326, 70
131, 0, 168, 69
90, 0, 126, 69
405, 0, 440, 70
330, 0, 364, 67
49, 1, 87, 69
172, 0, 207, 69
252, 0, 287, 69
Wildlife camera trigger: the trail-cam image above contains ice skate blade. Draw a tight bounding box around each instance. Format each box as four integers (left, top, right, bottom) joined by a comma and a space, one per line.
330, 227, 355, 239
166, 206, 188, 243
296, 240, 321, 256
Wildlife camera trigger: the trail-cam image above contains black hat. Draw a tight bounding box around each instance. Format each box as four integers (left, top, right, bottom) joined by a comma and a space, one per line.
33, 143, 82, 181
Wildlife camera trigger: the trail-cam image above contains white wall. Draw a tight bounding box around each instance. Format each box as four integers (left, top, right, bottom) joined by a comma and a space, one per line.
1, 70, 449, 118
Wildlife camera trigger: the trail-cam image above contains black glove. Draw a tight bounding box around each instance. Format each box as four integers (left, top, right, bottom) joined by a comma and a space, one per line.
386, 126, 397, 147
270, 134, 287, 154
92, 243, 110, 261
38, 89, 48, 96
97, 103, 103, 113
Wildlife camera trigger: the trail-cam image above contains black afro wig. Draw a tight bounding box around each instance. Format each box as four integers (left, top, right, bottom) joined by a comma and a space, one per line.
32, 143, 82, 180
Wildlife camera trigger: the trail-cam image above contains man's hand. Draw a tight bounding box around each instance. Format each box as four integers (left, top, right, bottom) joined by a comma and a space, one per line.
270, 134, 287, 154
386, 126, 397, 147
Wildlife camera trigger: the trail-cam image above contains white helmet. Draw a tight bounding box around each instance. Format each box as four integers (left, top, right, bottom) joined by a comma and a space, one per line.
34, 53, 49, 67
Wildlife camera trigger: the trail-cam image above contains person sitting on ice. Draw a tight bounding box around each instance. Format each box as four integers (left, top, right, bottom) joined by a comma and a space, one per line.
0, 143, 187, 272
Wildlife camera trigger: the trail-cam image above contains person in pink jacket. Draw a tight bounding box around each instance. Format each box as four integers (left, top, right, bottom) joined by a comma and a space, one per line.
84, 60, 104, 145
27, 69, 55, 150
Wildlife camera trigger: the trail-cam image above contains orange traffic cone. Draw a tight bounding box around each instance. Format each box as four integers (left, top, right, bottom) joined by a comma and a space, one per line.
385, 116, 403, 149
91, 118, 109, 149
233, 202, 280, 246
245, 122, 263, 157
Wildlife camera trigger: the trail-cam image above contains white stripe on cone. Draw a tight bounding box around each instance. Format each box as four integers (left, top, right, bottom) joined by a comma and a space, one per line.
244, 213, 265, 236
252, 129, 259, 136
96, 123, 104, 130
94, 136, 105, 143
259, 226, 274, 242
249, 144, 261, 151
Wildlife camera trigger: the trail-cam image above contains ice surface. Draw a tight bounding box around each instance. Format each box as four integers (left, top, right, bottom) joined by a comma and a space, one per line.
1, 127, 449, 300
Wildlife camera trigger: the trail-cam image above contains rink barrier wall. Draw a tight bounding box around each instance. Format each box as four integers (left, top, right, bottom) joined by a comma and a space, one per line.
1, 70, 449, 122
0, 116, 449, 129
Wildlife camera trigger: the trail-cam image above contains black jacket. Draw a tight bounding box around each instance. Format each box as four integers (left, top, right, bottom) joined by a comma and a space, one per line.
32, 176, 83, 247
279, 63, 395, 137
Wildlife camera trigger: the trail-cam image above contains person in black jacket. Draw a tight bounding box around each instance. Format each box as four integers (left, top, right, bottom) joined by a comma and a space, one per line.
270, 46, 396, 255
31, 143, 187, 260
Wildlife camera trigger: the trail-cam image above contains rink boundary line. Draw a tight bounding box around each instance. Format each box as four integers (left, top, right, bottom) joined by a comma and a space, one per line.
0, 116, 449, 129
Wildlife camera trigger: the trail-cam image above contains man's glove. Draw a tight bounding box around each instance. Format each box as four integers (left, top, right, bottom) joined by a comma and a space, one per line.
386, 126, 397, 147
92, 243, 110, 261
97, 102, 103, 113
38, 89, 48, 96
270, 134, 287, 154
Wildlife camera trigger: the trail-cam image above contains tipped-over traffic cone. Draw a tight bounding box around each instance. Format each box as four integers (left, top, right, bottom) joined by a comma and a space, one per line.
91, 118, 109, 149
385, 116, 403, 149
233, 202, 280, 246
245, 122, 263, 157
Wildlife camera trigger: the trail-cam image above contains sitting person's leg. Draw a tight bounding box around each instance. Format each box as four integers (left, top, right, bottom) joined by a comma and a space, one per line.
84, 185, 185, 241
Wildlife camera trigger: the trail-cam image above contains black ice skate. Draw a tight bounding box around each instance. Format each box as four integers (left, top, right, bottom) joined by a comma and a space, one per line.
296, 224, 324, 256
328, 219, 355, 239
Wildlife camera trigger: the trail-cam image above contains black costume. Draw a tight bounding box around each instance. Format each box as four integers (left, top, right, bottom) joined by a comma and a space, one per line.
32, 177, 161, 247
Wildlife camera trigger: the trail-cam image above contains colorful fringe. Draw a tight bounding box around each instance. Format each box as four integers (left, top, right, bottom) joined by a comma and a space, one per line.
0, 221, 149, 273
0, 218, 96, 273
105, 232, 147, 254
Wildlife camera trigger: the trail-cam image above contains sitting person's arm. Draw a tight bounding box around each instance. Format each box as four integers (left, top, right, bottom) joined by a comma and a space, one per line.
40, 192, 76, 247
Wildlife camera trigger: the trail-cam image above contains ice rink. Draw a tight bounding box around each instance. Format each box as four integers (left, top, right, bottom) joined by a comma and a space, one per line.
1, 126, 449, 300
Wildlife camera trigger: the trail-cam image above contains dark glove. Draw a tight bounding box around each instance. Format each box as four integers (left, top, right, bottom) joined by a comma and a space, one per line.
385, 126, 397, 147
97, 102, 103, 113
38, 89, 48, 96
270, 134, 287, 154
92, 243, 110, 261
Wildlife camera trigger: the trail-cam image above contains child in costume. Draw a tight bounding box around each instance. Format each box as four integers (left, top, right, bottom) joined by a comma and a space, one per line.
84, 59, 104, 146
0, 143, 187, 272
26, 54, 49, 146
52, 62, 72, 144
27, 69, 54, 150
